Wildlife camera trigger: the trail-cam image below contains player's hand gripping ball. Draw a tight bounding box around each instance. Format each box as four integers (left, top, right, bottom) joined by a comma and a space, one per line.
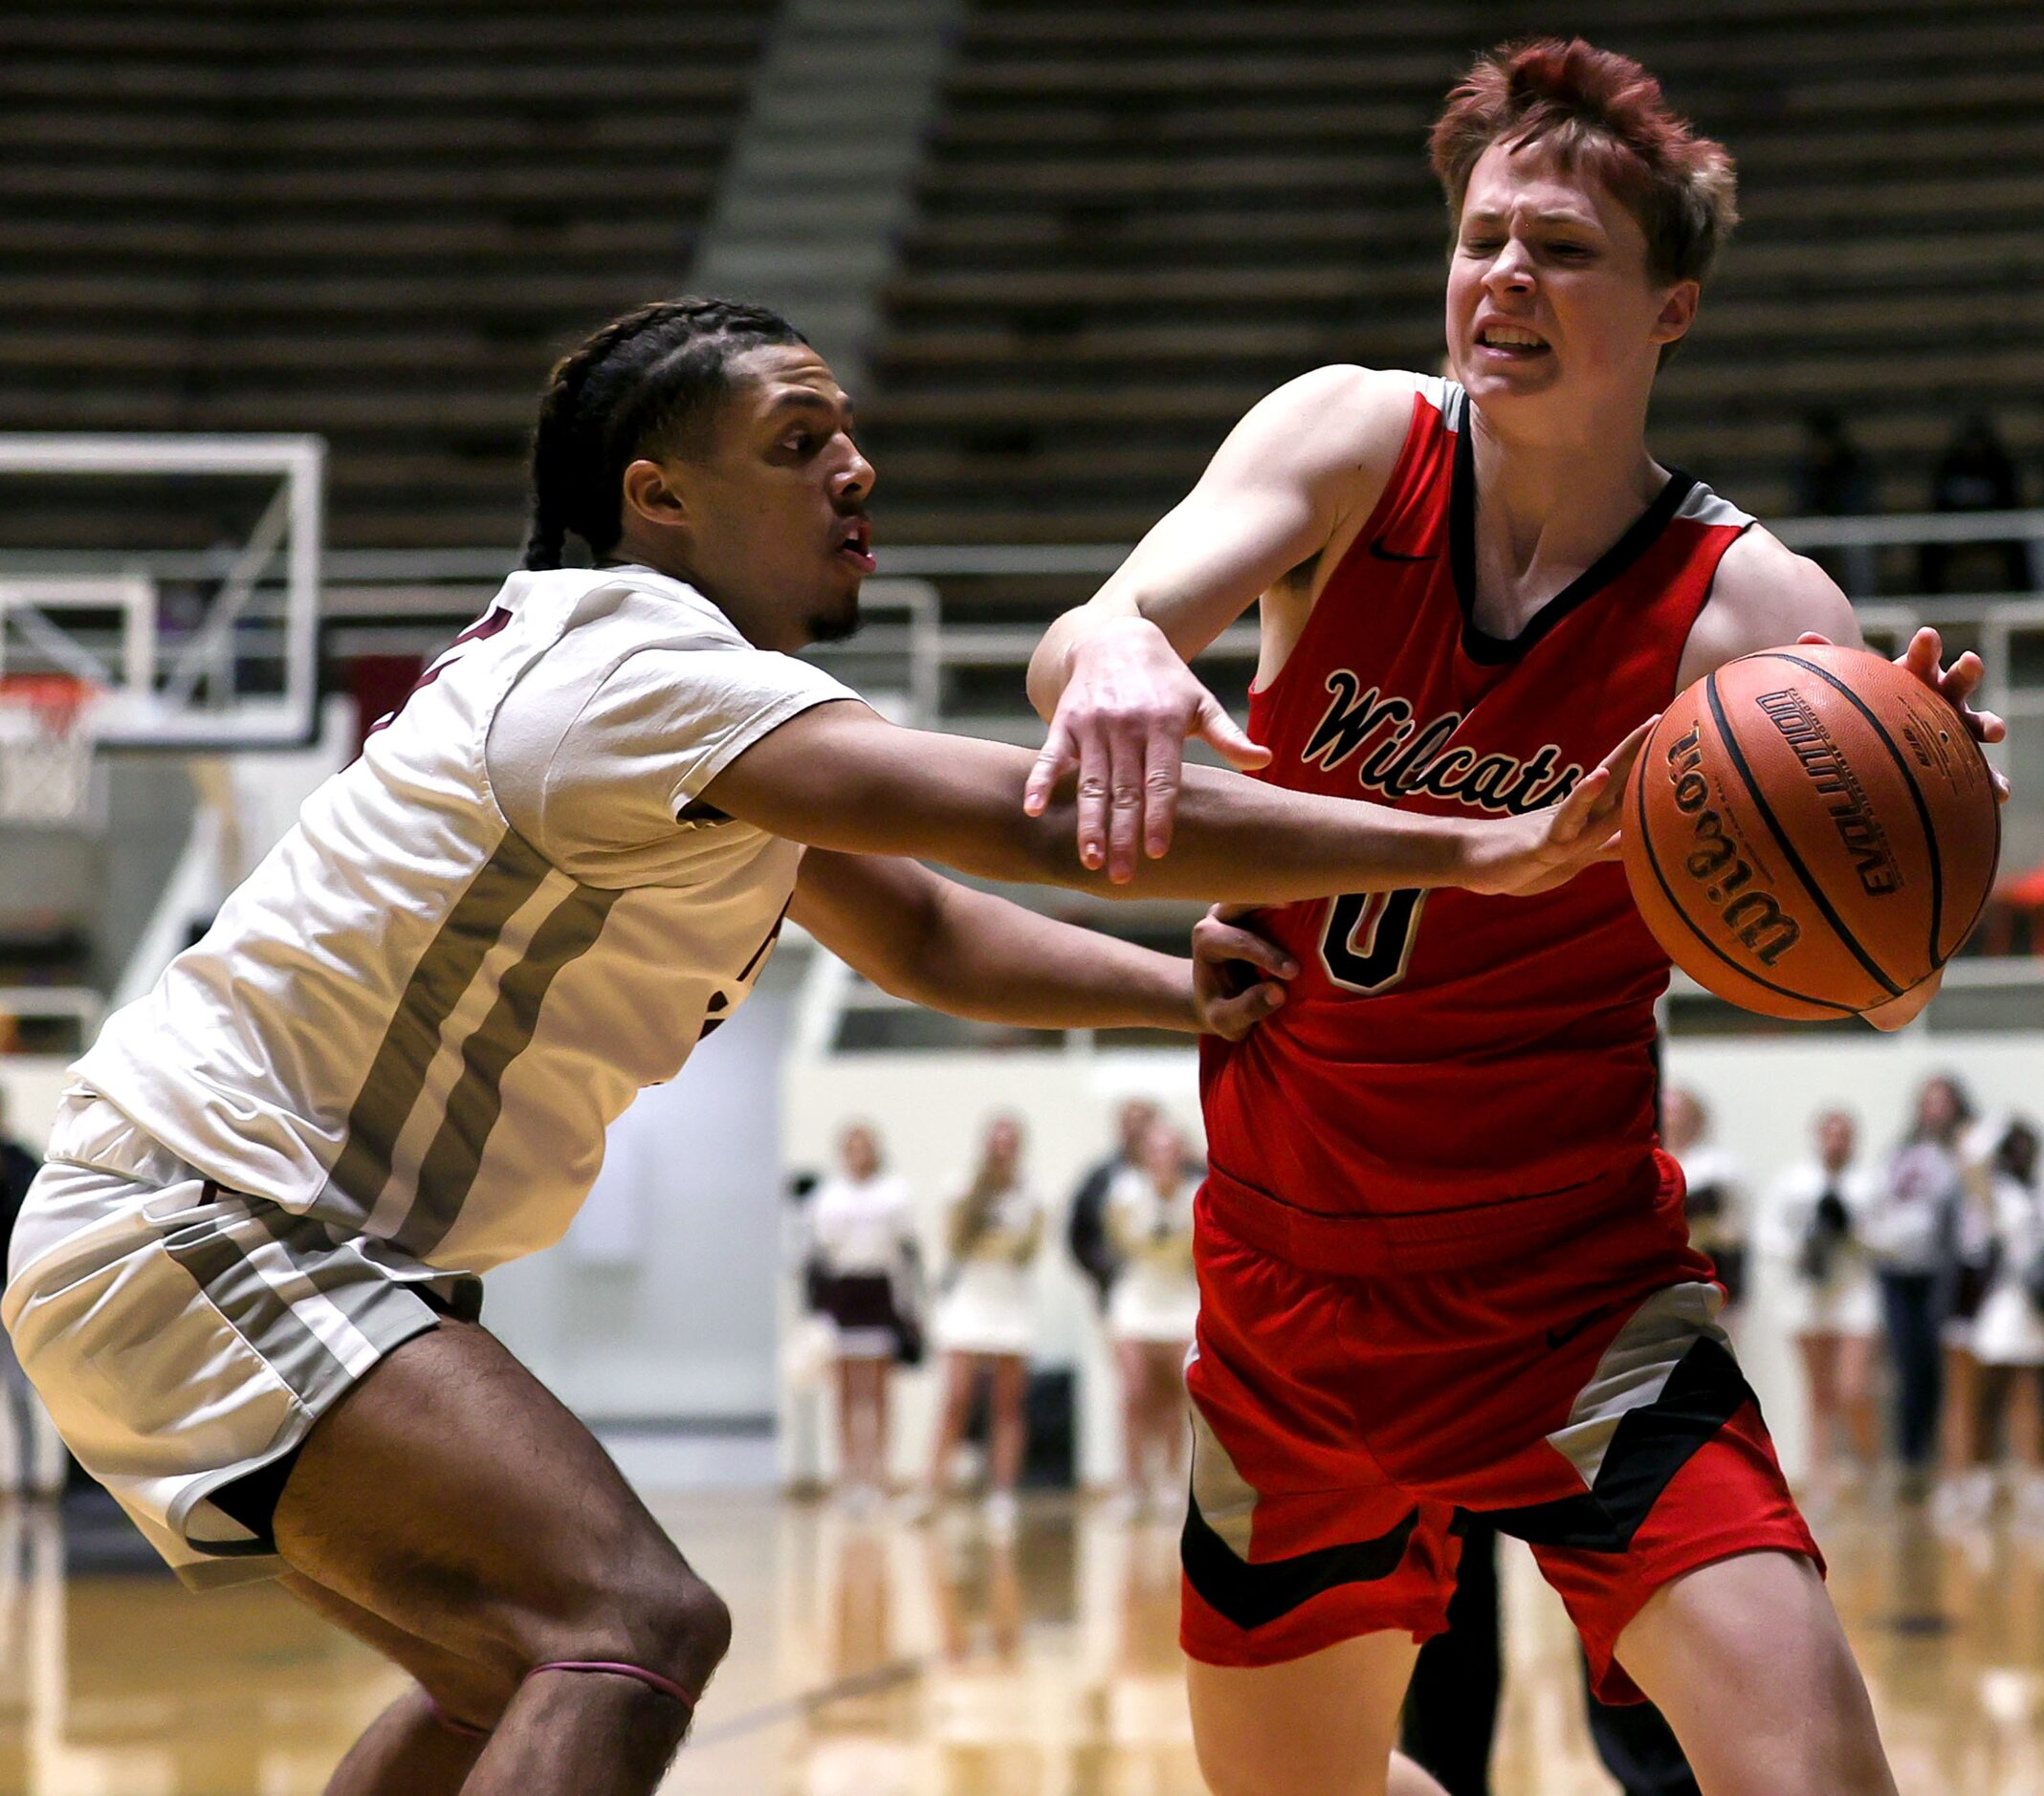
1621, 645, 2000, 1019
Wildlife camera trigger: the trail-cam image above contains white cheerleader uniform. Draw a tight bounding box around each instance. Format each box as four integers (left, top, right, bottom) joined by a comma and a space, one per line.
1764, 1158, 1881, 1337
932, 1185, 1042, 1359
1973, 1172, 2044, 1368
807, 1171, 917, 1361
1673, 1139, 1749, 1302
1105, 1166, 1198, 1346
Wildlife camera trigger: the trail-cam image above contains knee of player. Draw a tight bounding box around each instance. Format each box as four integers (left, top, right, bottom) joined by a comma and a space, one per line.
647, 1569, 735, 1678
523, 1560, 734, 1696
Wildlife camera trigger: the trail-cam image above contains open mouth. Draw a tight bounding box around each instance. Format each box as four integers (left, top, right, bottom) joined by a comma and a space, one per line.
1475, 323, 1551, 360
833, 515, 875, 574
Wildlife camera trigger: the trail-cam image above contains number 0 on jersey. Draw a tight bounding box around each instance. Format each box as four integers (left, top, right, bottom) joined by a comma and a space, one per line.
1320, 887, 1427, 994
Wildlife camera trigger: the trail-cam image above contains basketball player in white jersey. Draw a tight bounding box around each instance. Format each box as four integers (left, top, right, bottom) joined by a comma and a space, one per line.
2, 298, 1640, 1796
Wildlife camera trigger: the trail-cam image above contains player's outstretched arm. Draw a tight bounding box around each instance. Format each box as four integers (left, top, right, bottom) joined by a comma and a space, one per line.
1022, 366, 1419, 881
703, 698, 1648, 905
787, 849, 1289, 1039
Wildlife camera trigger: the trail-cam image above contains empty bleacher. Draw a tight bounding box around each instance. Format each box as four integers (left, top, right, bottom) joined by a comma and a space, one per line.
0, 0, 771, 553
2, 1, 2040, 576
862, 0, 2044, 567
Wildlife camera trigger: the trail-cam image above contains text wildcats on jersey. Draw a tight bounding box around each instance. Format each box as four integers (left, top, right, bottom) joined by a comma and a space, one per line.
1300, 669, 1584, 815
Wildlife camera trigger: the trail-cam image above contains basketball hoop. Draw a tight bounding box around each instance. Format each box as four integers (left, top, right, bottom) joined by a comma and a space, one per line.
0, 673, 99, 824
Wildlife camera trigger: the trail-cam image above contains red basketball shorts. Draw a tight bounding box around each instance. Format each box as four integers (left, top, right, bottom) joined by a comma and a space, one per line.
1179, 1158, 1820, 1703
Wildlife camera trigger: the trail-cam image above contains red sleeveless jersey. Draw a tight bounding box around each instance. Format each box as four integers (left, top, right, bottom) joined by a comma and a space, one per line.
1200, 376, 1752, 1226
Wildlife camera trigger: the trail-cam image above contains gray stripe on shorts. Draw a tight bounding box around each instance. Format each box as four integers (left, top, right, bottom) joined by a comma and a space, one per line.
396, 879, 622, 1258
1188, 1371, 1261, 1559
327, 829, 554, 1210
259, 1208, 442, 1359
1546, 1281, 1730, 1490
162, 1201, 439, 1408
160, 1210, 356, 1408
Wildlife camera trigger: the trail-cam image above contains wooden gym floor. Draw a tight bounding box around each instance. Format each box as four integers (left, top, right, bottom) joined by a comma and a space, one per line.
0, 1489, 2038, 1793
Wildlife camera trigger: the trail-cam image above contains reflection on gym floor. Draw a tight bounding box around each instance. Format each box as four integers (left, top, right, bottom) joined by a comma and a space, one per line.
1, 1492, 2041, 1793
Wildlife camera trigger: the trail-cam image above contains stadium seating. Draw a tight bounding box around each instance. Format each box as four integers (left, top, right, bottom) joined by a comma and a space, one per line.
863, 0, 2044, 559
1, 1, 2038, 575
0, 0, 771, 552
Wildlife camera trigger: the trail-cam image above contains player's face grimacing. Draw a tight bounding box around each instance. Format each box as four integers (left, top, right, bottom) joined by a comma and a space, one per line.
626, 342, 876, 651
1445, 139, 1698, 425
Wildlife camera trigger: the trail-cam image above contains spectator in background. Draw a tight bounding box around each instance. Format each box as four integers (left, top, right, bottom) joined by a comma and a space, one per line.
0, 1091, 33, 1241
1104, 1118, 1201, 1520
1971, 1120, 2044, 1526
1920, 414, 2031, 594
0, 1092, 61, 1495
1866, 1074, 1975, 1500
1933, 1101, 2002, 1530
1764, 1108, 1882, 1505
1066, 1098, 1158, 1309
807, 1123, 919, 1515
917, 1114, 1043, 1537
1793, 408, 1879, 597
1662, 1087, 1748, 1312
780, 1171, 836, 1497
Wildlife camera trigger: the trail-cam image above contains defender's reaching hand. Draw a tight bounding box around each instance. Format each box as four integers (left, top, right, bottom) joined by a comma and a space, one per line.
1191, 903, 1297, 1040
1462, 717, 1656, 898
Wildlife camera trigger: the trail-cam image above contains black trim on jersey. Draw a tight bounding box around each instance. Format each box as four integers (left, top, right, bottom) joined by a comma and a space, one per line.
1368, 539, 1439, 563
1181, 1494, 1420, 1632
736, 896, 793, 982
1473, 1337, 1754, 1553
1448, 416, 1698, 667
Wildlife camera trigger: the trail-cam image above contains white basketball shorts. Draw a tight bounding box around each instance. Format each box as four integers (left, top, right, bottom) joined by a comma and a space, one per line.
2, 1088, 477, 1588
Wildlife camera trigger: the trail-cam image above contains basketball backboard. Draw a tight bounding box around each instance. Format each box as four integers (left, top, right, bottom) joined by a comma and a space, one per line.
0, 434, 322, 750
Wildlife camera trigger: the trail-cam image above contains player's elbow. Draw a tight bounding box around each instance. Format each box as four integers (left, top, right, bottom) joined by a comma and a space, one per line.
860, 901, 951, 1013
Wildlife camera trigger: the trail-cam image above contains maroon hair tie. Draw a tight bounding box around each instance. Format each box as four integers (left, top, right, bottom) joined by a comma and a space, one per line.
530, 1660, 697, 1717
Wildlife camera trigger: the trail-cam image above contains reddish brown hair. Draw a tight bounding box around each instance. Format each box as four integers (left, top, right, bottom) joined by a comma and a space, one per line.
1429, 38, 1738, 288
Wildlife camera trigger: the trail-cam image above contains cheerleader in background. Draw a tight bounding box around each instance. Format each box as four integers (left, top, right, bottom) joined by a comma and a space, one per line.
809, 1122, 920, 1514
1662, 1086, 1749, 1313
917, 1114, 1044, 1536
1925, 1081, 2002, 1527
1765, 1108, 1882, 1508
0, 1095, 62, 1497
1866, 1074, 1977, 1507
1969, 1120, 2044, 1525
1106, 1118, 1201, 1520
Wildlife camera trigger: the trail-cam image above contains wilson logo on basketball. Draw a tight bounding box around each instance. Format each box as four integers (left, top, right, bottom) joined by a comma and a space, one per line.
1663, 723, 1803, 967
1754, 690, 1901, 897
1302, 671, 1581, 815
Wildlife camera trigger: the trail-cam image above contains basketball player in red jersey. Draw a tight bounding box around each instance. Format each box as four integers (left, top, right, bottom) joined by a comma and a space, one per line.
1024, 40, 2006, 1796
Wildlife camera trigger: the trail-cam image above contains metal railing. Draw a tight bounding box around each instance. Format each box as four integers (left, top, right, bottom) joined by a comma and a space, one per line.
0, 983, 104, 1057
1, 494, 2038, 1050
1, 496, 2037, 734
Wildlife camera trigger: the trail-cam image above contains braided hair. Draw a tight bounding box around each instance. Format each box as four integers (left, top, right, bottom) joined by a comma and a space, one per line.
522, 297, 808, 571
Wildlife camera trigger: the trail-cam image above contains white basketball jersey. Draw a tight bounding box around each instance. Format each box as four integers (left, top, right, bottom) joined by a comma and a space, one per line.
75, 565, 856, 1271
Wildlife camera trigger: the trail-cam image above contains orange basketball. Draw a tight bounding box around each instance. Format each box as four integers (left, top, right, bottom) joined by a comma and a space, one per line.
1622, 645, 2001, 1019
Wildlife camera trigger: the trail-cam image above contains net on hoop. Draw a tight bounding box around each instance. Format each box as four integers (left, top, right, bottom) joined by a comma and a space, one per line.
0, 674, 99, 824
